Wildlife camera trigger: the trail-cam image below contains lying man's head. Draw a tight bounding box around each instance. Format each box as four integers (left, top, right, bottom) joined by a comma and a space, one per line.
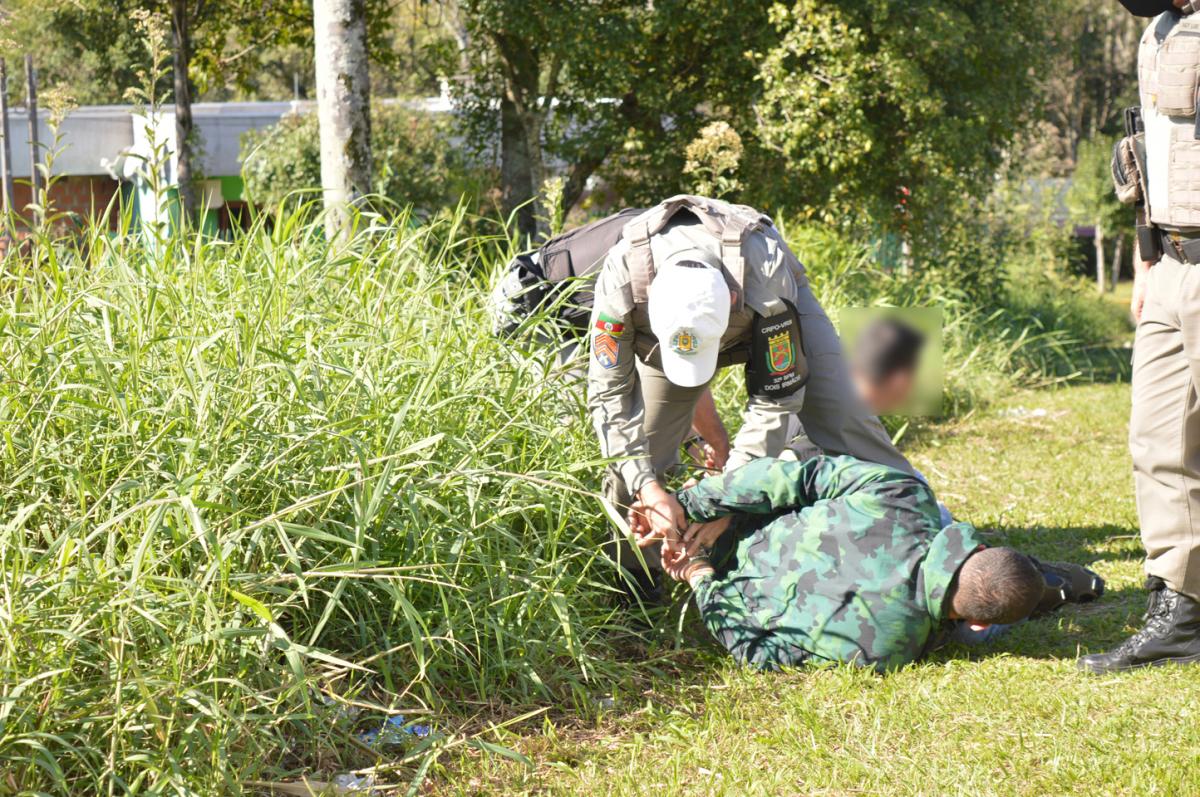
851, 318, 926, 415
949, 547, 1043, 627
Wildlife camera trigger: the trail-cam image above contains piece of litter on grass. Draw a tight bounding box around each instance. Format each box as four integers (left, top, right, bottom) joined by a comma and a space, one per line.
999, 407, 1048, 419
332, 773, 377, 793
597, 697, 616, 711
358, 714, 432, 746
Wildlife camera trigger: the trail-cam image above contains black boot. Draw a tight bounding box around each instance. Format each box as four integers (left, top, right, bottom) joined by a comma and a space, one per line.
1078, 577, 1200, 674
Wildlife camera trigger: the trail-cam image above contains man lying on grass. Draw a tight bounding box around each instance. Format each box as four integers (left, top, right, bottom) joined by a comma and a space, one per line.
646, 454, 1050, 670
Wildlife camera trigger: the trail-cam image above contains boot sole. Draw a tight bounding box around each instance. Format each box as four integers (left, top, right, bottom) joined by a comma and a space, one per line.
1078, 650, 1200, 674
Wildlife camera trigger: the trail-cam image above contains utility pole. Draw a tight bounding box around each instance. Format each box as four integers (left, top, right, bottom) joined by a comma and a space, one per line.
0, 58, 13, 216
313, 0, 372, 238
24, 55, 40, 224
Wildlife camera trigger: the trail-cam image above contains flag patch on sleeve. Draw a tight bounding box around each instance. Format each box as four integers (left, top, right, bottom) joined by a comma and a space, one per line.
593, 332, 620, 369
594, 313, 626, 337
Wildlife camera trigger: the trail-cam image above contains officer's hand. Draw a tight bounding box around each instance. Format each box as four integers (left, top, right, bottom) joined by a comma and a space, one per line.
636, 481, 687, 554
1132, 262, 1152, 322
703, 439, 729, 471
627, 500, 655, 546
683, 515, 733, 557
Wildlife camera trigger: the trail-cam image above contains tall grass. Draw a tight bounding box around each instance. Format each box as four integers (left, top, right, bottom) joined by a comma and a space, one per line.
0, 206, 1131, 793
0, 208, 646, 793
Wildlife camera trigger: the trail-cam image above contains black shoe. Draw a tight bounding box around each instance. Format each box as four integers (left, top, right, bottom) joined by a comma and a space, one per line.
1029, 557, 1105, 618
1078, 577, 1200, 674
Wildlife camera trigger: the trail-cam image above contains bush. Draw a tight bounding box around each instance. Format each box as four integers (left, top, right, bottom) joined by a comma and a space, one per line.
782, 221, 1131, 414
241, 105, 489, 217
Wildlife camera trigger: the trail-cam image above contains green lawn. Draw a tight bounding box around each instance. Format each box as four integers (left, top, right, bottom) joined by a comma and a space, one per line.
439, 382, 1200, 796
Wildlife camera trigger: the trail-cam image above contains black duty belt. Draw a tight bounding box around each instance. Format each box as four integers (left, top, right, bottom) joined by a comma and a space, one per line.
1159, 230, 1200, 265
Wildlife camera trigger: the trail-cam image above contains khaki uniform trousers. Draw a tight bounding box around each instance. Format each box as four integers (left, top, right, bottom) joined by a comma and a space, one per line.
1131, 252, 1200, 600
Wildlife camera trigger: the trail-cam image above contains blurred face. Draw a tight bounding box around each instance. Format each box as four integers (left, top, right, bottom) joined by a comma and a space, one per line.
854, 369, 916, 416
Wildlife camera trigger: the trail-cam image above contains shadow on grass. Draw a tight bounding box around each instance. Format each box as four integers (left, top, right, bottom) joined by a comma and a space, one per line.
934, 579, 1153, 664
975, 523, 1144, 566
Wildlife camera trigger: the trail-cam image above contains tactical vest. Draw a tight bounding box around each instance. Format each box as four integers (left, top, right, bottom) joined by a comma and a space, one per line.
1138, 12, 1200, 231
621, 195, 775, 314
489, 196, 777, 336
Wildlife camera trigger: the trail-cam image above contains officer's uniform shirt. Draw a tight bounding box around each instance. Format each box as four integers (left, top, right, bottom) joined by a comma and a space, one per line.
586, 216, 808, 495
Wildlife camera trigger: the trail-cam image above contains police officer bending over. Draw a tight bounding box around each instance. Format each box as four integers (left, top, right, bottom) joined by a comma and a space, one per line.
584, 196, 911, 570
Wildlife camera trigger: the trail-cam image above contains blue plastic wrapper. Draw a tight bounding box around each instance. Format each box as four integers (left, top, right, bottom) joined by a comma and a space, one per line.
358, 714, 432, 746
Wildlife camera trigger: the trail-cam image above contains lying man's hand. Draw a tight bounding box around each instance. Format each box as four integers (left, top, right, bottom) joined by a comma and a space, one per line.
683, 515, 733, 558
665, 551, 714, 587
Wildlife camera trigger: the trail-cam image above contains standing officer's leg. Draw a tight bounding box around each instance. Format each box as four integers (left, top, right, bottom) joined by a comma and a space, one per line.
1081, 255, 1200, 673
787, 271, 914, 475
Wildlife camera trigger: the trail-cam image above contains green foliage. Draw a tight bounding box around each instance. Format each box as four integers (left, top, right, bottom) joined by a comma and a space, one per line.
683, 122, 744, 201
785, 219, 1130, 413
1068, 135, 1127, 236
0, 0, 396, 104
0, 208, 648, 791
752, 0, 1049, 235
452, 0, 774, 219
241, 105, 488, 217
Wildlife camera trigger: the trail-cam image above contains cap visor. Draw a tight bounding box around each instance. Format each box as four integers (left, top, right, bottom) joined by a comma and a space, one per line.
660, 346, 719, 388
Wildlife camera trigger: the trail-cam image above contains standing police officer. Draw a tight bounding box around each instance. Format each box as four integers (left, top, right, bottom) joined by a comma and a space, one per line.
1081, 0, 1200, 673
585, 196, 912, 562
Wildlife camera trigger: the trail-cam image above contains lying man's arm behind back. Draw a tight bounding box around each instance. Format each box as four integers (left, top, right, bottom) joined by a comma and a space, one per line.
677, 454, 894, 522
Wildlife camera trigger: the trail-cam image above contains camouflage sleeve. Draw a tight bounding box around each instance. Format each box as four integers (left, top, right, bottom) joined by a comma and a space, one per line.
586, 250, 655, 495
677, 454, 887, 521
692, 574, 811, 670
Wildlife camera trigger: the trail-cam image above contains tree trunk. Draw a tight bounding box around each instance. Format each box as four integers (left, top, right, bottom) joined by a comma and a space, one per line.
170, 0, 197, 226
313, 0, 373, 238
0, 58, 13, 217
1111, 235, 1123, 292
1094, 222, 1106, 293
500, 96, 536, 240
24, 56, 40, 226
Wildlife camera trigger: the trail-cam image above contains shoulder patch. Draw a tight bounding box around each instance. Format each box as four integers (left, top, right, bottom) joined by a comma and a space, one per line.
594, 332, 620, 369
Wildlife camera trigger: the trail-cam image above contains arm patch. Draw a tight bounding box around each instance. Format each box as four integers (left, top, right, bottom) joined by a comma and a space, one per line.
746, 300, 808, 398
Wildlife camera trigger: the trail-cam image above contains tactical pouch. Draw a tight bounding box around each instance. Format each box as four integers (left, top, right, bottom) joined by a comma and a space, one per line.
1157, 31, 1200, 118
1112, 134, 1148, 206
488, 254, 548, 337
746, 300, 807, 399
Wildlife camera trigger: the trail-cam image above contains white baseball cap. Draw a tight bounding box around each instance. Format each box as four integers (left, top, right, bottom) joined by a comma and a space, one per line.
648, 250, 731, 387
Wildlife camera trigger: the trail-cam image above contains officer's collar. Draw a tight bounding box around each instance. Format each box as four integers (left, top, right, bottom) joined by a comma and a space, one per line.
917, 522, 987, 623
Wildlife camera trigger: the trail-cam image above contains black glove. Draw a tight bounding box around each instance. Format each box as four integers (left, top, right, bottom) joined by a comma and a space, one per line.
1117, 0, 1177, 16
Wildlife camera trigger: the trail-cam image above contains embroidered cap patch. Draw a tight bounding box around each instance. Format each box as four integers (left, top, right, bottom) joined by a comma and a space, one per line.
594, 332, 620, 369
670, 328, 699, 356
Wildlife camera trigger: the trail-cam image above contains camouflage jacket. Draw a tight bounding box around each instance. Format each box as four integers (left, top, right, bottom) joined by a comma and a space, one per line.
676, 455, 985, 671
